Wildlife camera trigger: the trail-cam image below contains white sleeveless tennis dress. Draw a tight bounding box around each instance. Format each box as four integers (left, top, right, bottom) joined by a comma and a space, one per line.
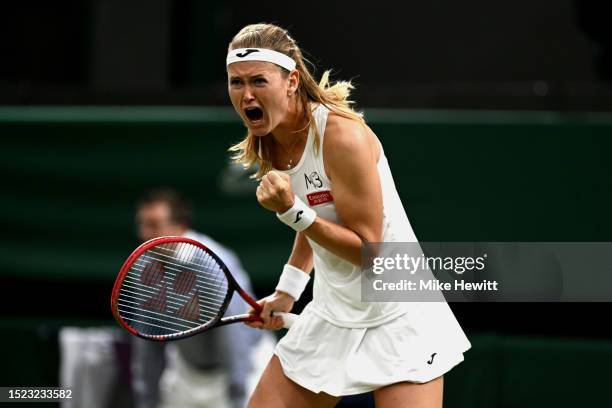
274, 104, 471, 396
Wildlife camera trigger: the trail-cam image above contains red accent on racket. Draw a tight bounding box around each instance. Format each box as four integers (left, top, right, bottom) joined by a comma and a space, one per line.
111, 236, 296, 341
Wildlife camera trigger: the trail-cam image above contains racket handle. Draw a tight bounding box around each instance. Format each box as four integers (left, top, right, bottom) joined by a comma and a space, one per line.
273, 312, 298, 329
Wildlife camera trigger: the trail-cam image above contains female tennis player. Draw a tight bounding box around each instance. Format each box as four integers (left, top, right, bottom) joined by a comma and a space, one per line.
226, 23, 471, 408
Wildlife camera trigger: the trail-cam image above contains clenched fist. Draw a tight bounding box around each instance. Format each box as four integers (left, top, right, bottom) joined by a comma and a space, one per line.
256, 170, 295, 213
245, 291, 295, 330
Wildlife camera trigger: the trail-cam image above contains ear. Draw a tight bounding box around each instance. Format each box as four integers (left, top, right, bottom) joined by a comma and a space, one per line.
287, 69, 300, 96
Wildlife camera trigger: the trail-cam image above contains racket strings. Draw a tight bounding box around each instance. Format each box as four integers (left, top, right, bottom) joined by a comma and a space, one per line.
117, 241, 230, 338
119, 277, 224, 314
135, 251, 229, 295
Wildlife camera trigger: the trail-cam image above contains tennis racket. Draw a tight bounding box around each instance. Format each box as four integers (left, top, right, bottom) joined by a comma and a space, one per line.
111, 236, 297, 341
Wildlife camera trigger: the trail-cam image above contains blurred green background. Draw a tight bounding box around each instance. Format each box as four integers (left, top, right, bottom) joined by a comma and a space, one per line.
3, 108, 611, 285
2, 107, 612, 406
2, 0, 612, 406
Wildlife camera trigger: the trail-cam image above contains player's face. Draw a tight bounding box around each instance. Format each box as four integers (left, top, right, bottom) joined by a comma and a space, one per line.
136, 202, 185, 242
227, 61, 294, 137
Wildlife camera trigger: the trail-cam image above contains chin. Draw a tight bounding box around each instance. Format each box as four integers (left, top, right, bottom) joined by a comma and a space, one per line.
248, 124, 271, 137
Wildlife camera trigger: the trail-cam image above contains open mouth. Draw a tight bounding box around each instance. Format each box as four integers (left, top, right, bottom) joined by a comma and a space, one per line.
244, 107, 264, 123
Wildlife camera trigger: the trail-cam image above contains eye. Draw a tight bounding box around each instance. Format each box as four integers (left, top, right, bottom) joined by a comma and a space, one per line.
253, 77, 267, 85
230, 78, 242, 87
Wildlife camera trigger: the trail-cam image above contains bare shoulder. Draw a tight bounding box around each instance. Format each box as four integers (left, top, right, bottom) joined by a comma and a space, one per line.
323, 113, 379, 176
324, 113, 369, 151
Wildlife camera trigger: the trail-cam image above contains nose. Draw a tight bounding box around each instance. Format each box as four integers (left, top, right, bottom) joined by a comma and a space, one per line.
242, 85, 255, 104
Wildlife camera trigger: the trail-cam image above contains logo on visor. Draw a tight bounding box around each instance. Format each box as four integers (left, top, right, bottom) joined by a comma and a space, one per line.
236, 49, 260, 58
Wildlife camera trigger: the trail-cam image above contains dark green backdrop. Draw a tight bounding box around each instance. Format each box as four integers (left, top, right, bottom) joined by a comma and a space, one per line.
1, 107, 611, 406
2, 107, 611, 286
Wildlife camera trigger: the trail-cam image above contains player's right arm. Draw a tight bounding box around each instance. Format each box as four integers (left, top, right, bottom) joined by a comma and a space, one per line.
287, 230, 314, 273
246, 231, 313, 330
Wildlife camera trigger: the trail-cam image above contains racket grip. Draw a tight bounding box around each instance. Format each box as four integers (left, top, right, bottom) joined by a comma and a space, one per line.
273, 312, 298, 329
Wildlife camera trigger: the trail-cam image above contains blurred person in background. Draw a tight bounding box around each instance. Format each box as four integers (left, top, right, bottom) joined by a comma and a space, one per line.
132, 188, 274, 408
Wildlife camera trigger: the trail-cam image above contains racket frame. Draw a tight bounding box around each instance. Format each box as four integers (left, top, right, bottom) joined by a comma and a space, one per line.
111, 236, 263, 341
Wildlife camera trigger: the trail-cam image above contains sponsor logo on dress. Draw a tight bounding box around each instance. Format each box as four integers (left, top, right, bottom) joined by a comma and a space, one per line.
306, 190, 334, 206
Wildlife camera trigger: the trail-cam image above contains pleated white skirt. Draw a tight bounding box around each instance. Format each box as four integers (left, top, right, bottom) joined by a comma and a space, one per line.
275, 302, 470, 396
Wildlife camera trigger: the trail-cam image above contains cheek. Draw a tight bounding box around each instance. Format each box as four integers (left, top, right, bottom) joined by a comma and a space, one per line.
266, 90, 288, 113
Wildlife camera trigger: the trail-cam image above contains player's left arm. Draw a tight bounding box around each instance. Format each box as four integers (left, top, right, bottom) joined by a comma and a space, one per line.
257, 116, 382, 267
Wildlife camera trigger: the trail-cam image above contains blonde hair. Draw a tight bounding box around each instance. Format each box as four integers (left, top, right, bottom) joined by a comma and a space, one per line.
227, 23, 365, 178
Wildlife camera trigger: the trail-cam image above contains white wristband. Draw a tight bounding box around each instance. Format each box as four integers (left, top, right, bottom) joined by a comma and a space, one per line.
275, 264, 310, 301
276, 196, 316, 232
